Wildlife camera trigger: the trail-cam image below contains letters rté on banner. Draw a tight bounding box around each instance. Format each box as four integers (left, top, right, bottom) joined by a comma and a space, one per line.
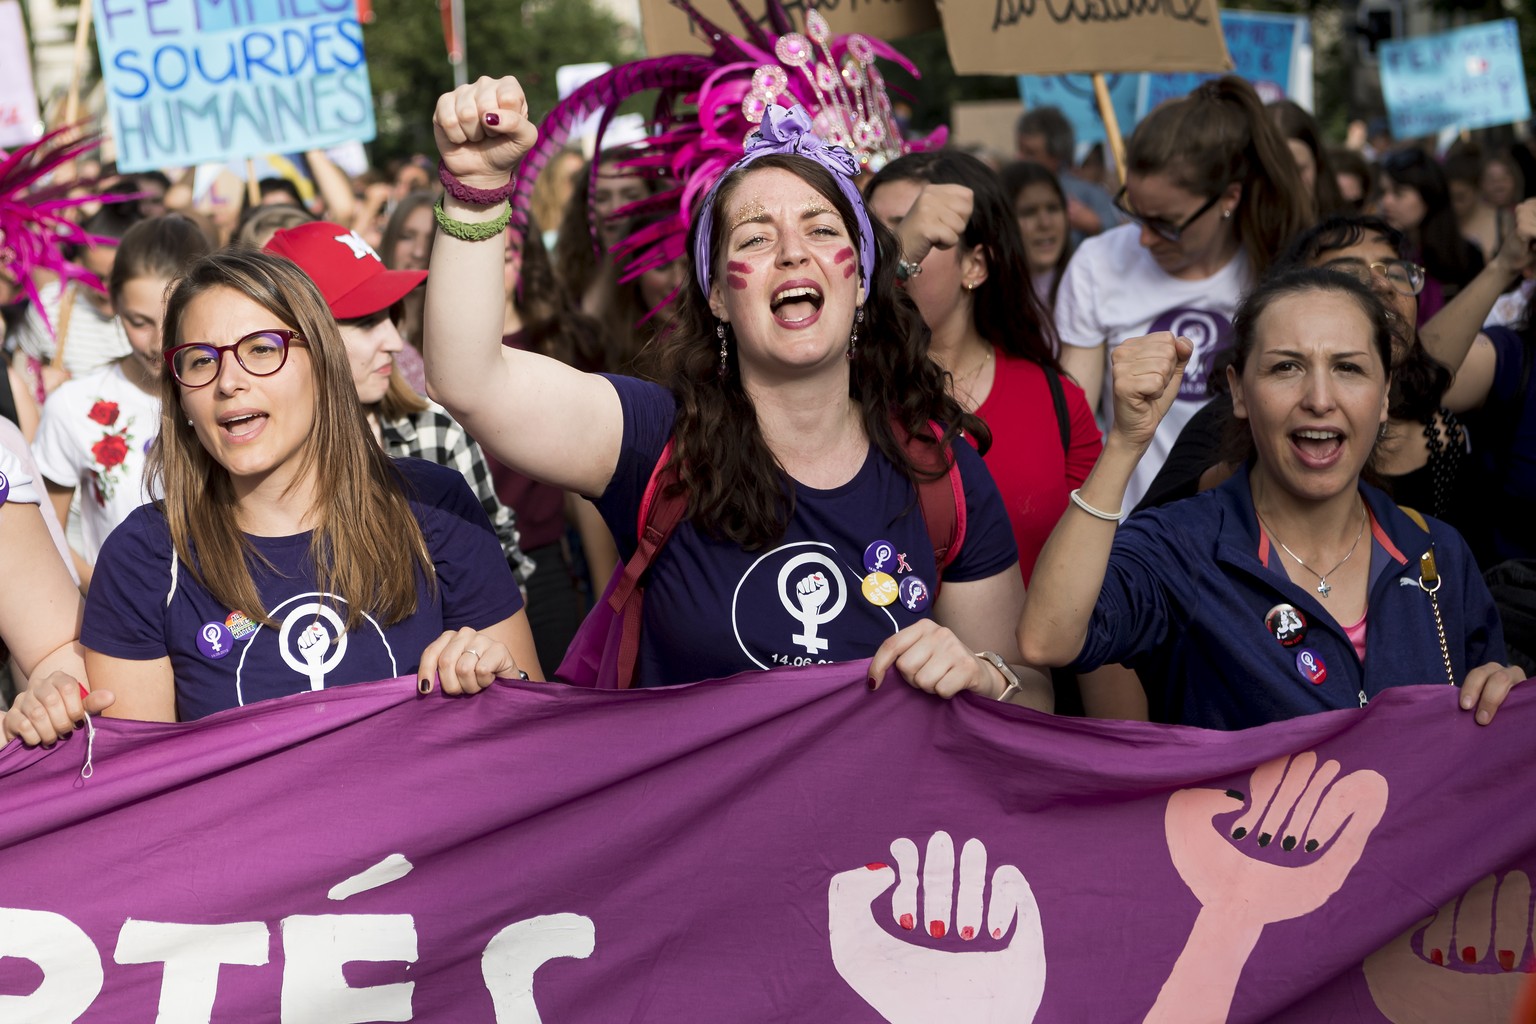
94, 0, 378, 174
0, 667, 1533, 1021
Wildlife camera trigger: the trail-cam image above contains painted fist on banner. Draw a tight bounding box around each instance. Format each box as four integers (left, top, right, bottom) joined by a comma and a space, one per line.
1364, 870, 1534, 1023
1146, 752, 1389, 1023
828, 831, 1045, 1023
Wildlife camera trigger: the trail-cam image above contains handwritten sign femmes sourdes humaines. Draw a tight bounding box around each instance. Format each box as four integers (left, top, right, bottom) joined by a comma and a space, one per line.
95, 0, 376, 173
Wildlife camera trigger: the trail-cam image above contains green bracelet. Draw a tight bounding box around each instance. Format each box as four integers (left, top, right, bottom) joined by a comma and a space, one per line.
433, 196, 512, 242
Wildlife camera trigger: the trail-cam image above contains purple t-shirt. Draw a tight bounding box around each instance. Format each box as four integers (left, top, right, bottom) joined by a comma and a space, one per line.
596, 376, 1018, 687
83, 458, 522, 721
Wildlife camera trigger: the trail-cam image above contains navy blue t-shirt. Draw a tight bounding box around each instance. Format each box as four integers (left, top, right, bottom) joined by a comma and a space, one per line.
83, 458, 523, 720
1462, 325, 1535, 563
595, 376, 1018, 688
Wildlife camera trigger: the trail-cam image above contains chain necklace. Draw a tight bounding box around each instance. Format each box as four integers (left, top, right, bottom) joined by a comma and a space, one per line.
1256, 501, 1367, 598
951, 346, 993, 404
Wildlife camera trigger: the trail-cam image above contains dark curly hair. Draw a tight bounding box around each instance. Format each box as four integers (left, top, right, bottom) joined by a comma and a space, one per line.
646, 153, 985, 549
864, 150, 1061, 369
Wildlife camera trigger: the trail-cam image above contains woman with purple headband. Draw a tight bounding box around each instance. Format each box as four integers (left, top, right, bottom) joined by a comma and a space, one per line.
424, 76, 1049, 707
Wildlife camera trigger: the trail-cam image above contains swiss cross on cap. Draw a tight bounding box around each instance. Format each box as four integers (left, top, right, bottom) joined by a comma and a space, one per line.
264, 220, 426, 320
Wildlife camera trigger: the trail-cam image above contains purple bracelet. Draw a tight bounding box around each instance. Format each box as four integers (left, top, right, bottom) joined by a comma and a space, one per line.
438, 159, 516, 206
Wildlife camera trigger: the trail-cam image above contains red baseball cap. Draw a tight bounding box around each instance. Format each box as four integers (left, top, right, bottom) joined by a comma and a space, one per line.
264, 221, 426, 320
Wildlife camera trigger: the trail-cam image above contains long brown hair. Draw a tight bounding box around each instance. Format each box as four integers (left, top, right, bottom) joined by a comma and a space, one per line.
1129, 76, 1313, 276
153, 249, 434, 629
651, 154, 984, 549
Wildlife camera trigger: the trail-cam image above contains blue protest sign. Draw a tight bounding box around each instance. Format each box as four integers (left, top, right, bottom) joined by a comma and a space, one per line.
1138, 10, 1307, 118
1379, 19, 1530, 140
1016, 74, 1138, 149
95, 0, 377, 173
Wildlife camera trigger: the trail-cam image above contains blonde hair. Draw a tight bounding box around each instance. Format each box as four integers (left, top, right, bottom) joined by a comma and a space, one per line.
153, 249, 434, 629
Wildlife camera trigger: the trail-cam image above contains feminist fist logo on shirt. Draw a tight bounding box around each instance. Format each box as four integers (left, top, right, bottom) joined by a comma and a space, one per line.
1146, 307, 1234, 402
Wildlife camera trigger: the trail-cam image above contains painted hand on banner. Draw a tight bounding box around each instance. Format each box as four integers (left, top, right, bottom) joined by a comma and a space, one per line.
1363, 870, 1533, 1023
828, 831, 1045, 1023
1145, 752, 1389, 1023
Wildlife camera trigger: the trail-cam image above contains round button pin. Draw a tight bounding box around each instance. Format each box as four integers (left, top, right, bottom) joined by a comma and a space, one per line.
863, 539, 896, 574
899, 575, 932, 613
1295, 648, 1327, 685
0, 469, 10, 505
861, 571, 899, 607
1265, 603, 1308, 647
197, 621, 234, 660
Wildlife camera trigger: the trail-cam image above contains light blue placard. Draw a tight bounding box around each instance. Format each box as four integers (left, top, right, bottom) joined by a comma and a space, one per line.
95, 0, 376, 173
1016, 74, 1138, 149
1380, 19, 1530, 140
1138, 10, 1306, 118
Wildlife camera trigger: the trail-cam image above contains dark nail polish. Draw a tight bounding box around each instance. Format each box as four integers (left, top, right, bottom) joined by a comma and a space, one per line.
1499, 949, 1516, 971
1281, 836, 1296, 851
1225, 789, 1244, 800
484, 112, 500, 126
1462, 946, 1478, 964
1231, 827, 1247, 840
867, 677, 877, 690
1429, 948, 1444, 965
418, 678, 431, 694
1257, 833, 1272, 847
1304, 839, 1319, 853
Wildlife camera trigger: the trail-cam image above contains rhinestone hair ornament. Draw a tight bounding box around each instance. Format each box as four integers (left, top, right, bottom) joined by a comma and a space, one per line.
505, 0, 944, 318
692, 103, 873, 298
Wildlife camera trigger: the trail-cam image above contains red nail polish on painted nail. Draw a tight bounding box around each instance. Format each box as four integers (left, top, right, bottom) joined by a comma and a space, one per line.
960, 926, 975, 940
898, 913, 914, 931
1462, 946, 1478, 964
1499, 949, 1516, 971
865, 863, 887, 871
484, 112, 500, 126
1429, 948, 1444, 965
992, 927, 1003, 939
929, 921, 945, 939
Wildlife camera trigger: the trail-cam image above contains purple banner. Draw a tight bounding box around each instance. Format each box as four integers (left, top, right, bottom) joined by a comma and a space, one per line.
1, 665, 1532, 1022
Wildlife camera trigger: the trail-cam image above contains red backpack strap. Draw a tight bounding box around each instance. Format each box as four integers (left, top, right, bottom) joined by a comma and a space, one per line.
897, 419, 966, 576
607, 439, 689, 688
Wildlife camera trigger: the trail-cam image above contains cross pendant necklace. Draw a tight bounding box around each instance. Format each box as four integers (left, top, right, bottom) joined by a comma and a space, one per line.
1257, 503, 1367, 600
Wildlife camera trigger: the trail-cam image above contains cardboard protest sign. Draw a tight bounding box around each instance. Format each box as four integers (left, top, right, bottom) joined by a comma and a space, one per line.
2, 667, 1535, 1020
1380, 18, 1530, 140
0, 0, 42, 148
940, 0, 1232, 77
94, 0, 377, 174
640, 0, 939, 58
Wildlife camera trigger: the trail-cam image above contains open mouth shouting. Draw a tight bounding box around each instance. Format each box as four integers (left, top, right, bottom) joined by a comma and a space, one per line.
770, 280, 825, 329
218, 408, 269, 442
1291, 427, 1344, 468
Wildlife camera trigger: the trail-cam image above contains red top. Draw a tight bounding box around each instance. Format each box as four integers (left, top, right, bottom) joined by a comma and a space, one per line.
972, 351, 1103, 582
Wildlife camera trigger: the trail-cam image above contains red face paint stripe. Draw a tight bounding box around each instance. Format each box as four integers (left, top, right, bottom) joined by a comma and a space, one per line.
842, 264, 855, 278
726, 261, 752, 274
727, 276, 747, 290
834, 247, 854, 264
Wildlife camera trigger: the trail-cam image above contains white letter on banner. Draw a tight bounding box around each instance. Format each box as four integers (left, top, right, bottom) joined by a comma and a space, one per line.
481, 913, 596, 1023
0, 908, 103, 1022
114, 919, 270, 1023
279, 914, 417, 1023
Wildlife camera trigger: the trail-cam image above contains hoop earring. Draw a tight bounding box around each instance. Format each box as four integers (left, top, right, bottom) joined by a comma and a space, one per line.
717, 320, 728, 379
847, 306, 864, 360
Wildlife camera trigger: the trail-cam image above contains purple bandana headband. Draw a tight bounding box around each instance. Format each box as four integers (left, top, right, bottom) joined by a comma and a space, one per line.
693, 104, 875, 300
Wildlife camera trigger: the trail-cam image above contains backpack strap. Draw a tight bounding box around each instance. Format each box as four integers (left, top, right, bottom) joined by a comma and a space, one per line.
1044, 364, 1070, 456
899, 419, 966, 574
1398, 505, 1430, 533
607, 440, 688, 689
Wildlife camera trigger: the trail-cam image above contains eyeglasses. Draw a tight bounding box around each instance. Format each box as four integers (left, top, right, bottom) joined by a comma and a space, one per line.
163, 329, 307, 388
1321, 258, 1426, 296
1113, 186, 1225, 244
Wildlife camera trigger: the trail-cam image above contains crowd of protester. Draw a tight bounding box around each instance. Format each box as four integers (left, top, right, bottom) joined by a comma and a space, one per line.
1, 65, 1534, 747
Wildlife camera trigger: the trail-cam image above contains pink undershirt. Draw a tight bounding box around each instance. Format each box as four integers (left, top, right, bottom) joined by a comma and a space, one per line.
1344, 613, 1368, 663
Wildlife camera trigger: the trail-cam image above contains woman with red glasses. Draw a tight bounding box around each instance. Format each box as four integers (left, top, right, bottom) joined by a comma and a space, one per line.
1055, 76, 1313, 510
32, 248, 540, 730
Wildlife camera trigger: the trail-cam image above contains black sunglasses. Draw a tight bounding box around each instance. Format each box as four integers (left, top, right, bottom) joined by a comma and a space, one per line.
1113, 186, 1226, 244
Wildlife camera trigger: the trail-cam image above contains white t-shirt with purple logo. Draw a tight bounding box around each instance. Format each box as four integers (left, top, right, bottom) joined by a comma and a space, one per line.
82, 458, 523, 721
1055, 223, 1250, 508
596, 376, 1018, 688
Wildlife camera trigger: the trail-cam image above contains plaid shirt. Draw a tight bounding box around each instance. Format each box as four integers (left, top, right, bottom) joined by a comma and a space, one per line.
381, 405, 536, 583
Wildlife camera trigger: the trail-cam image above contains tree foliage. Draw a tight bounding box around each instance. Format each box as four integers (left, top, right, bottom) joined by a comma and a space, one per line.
362, 0, 638, 162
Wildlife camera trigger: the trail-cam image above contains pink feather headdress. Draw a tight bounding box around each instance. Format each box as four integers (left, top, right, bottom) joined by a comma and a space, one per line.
0, 125, 120, 332
509, 0, 945, 294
